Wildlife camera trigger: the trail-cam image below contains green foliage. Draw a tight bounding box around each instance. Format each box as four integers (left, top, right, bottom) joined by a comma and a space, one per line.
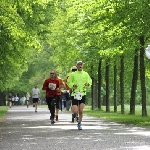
0, 0, 55, 93
1, 0, 150, 113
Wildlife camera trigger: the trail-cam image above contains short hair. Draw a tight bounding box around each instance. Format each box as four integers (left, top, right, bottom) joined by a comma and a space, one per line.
76, 60, 83, 65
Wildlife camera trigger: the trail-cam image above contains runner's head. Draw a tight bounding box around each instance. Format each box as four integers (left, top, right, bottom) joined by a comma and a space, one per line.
76, 60, 83, 71
34, 84, 37, 88
71, 66, 77, 72
54, 70, 59, 78
50, 70, 56, 79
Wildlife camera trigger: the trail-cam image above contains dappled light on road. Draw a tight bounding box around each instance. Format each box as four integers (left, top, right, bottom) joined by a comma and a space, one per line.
1, 106, 150, 150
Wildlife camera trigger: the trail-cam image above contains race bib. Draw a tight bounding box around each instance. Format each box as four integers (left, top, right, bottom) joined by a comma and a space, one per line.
48, 83, 56, 90
74, 92, 82, 100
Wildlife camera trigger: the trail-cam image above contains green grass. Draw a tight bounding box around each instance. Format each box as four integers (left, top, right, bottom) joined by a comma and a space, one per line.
84, 105, 150, 127
39, 105, 47, 108
0, 106, 8, 121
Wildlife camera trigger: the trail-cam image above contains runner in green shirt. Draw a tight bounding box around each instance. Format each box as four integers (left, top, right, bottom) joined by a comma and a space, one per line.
67, 61, 92, 130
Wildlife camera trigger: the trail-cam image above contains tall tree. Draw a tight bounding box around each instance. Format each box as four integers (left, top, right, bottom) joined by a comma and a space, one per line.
120, 55, 124, 114
139, 36, 147, 116
98, 58, 102, 110
130, 49, 139, 115
105, 60, 110, 112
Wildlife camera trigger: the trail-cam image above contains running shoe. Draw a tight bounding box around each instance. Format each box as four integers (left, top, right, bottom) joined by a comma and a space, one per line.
77, 123, 82, 130
51, 119, 55, 124
56, 115, 58, 121
75, 115, 79, 122
71, 114, 74, 123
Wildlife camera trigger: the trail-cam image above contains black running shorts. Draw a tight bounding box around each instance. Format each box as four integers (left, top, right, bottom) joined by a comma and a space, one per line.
72, 95, 86, 106
33, 98, 39, 103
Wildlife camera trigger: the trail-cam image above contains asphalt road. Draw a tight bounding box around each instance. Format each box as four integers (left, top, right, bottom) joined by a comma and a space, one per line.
0, 105, 150, 150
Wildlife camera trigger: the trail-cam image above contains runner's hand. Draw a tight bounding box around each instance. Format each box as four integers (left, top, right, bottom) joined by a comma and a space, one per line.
84, 82, 89, 86
73, 84, 78, 89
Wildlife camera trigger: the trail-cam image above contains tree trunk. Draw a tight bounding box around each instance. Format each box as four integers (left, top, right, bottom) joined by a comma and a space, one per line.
114, 63, 117, 112
105, 61, 110, 112
0, 92, 6, 106
93, 78, 98, 108
130, 49, 138, 115
91, 65, 94, 110
98, 59, 102, 110
91, 77, 94, 110
139, 36, 147, 116
120, 55, 124, 114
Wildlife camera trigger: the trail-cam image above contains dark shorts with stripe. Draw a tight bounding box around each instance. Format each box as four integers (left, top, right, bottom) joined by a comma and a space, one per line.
72, 95, 86, 106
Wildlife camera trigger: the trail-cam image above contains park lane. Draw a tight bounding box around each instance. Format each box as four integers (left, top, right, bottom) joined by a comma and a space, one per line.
0, 106, 150, 150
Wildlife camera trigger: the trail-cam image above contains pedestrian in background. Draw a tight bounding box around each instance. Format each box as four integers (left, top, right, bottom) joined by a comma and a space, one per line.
8, 92, 12, 108
64, 90, 71, 111
26, 92, 30, 108
31, 84, 40, 112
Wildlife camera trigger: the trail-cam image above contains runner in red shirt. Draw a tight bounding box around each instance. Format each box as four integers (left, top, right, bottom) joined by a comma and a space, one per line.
42, 70, 59, 124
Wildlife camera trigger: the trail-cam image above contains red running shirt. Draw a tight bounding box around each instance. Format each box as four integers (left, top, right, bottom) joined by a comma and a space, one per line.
42, 78, 59, 97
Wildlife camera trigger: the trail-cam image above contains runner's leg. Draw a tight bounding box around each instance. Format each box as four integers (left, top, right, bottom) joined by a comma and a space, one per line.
72, 99, 79, 119
55, 96, 60, 121
51, 97, 56, 124
9, 101, 12, 108
35, 102, 37, 112
78, 103, 85, 123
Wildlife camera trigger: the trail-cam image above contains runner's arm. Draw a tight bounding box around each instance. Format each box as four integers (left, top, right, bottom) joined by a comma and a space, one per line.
86, 73, 92, 87
42, 80, 48, 90
67, 73, 75, 89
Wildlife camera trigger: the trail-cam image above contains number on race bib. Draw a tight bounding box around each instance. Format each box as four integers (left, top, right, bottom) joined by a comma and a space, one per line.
74, 92, 82, 100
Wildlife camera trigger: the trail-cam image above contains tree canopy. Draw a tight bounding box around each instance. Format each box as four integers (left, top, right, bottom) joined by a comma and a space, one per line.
1, 0, 150, 116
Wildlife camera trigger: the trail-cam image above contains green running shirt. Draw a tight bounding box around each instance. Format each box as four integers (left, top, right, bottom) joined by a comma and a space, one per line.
67, 70, 92, 96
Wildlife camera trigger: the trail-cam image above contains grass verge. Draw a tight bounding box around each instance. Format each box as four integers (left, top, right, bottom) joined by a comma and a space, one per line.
0, 106, 8, 121
84, 105, 150, 127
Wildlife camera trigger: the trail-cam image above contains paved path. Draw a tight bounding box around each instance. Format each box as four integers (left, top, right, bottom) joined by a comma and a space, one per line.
0, 106, 150, 150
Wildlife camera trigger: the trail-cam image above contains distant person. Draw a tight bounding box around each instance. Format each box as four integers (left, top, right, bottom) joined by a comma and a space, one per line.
14, 95, 19, 105
67, 61, 92, 130
65, 90, 71, 111
11, 95, 15, 106
42, 70, 59, 124
26, 92, 30, 108
23, 96, 26, 105
8, 93, 12, 108
31, 84, 40, 112
19, 97, 23, 105
61, 91, 66, 112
